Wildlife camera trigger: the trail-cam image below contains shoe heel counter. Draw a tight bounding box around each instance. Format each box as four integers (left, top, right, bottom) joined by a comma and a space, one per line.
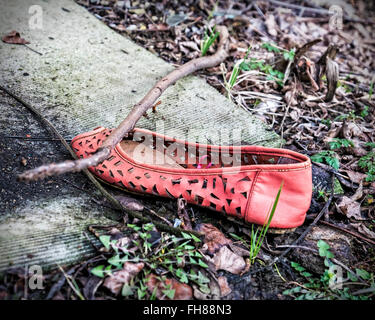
245, 167, 312, 228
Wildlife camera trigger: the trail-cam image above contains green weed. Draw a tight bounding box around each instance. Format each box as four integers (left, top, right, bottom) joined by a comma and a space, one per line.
358, 142, 375, 182
311, 151, 340, 170
328, 138, 354, 150
90, 223, 210, 299
201, 26, 219, 56
283, 240, 375, 300
249, 182, 283, 265
241, 58, 285, 87
229, 182, 283, 265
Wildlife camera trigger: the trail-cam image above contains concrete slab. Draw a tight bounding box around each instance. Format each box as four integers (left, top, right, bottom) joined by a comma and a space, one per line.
0, 0, 281, 272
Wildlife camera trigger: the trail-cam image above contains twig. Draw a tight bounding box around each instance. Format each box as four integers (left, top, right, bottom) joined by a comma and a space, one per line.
0, 86, 203, 238
18, 26, 229, 181
24, 44, 43, 56
280, 79, 296, 141
318, 220, 375, 246
145, 207, 173, 226
266, 0, 372, 24
46, 265, 78, 300
57, 265, 85, 300
0, 135, 72, 142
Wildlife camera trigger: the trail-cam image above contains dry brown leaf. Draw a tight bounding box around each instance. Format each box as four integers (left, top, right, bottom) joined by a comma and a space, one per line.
351, 138, 368, 157
341, 122, 368, 141
284, 90, 298, 106
148, 23, 169, 31
351, 181, 363, 201
326, 123, 341, 139
180, 41, 200, 52
217, 276, 231, 297
146, 273, 192, 300
2, 30, 30, 44
228, 243, 250, 257
343, 170, 367, 184
324, 57, 339, 102
103, 262, 144, 295
212, 246, 246, 274
336, 182, 364, 220
208, 279, 221, 300
265, 14, 278, 37
356, 224, 375, 240
336, 197, 361, 219
196, 223, 232, 255
114, 195, 144, 211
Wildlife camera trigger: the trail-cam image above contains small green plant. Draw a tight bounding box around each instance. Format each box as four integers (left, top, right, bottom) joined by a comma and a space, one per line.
200, 26, 219, 56
283, 240, 375, 300
261, 42, 281, 53
321, 119, 331, 126
241, 58, 285, 87
261, 42, 295, 61
317, 188, 329, 201
90, 223, 211, 299
248, 181, 283, 265
337, 80, 353, 93
225, 47, 251, 92
360, 105, 369, 118
334, 110, 358, 122
311, 151, 340, 170
328, 138, 354, 150
283, 48, 296, 61
358, 142, 375, 182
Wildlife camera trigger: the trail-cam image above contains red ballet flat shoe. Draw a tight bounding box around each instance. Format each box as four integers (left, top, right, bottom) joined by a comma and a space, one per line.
71, 127, 312, 230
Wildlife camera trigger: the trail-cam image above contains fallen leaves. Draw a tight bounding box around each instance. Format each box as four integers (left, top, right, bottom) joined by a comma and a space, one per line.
103, 262, 144, 295
217, 276, 232, 297
342, 170, 367, 185
336, 182, 365, 220
146, 273, 192, 300
114, 195, 144, 212
2, 30, 30, 44
210, 246, 247, 275
197, 223, 233, 255
265, 14, 278, 37
196, 223, 247, 275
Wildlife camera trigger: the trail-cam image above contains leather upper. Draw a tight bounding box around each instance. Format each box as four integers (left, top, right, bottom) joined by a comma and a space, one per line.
71, 127, 312, 229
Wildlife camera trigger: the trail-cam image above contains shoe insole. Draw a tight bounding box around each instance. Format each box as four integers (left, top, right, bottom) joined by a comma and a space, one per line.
120, 140, 185, 169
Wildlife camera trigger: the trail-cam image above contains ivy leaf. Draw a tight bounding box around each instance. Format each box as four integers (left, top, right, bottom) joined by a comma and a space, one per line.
181, 232, 192, 240
108, 254, 125, 268
191, 234, 201, 243
162, 288, 176, 299
99, 235, 111, 250
121, 284, 133, 297
356, 268, 371, 280
91, 265, 106, 278
291, 261, 305, 272
189, 257, 198, 264
198, 259, 209, 268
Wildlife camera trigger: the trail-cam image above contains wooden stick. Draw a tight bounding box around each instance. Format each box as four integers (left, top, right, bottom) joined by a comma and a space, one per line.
18, 26, 229, 182
0, 86, 204, 238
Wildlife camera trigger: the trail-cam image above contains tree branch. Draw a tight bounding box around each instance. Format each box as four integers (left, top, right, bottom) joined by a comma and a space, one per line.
18, 26, 229, 182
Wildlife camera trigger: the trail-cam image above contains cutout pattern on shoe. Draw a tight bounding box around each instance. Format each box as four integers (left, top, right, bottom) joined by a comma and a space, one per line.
71, 127, 312, 229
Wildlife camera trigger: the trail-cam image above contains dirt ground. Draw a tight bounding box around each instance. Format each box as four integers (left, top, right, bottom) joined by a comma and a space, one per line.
1, 0, 374, 300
